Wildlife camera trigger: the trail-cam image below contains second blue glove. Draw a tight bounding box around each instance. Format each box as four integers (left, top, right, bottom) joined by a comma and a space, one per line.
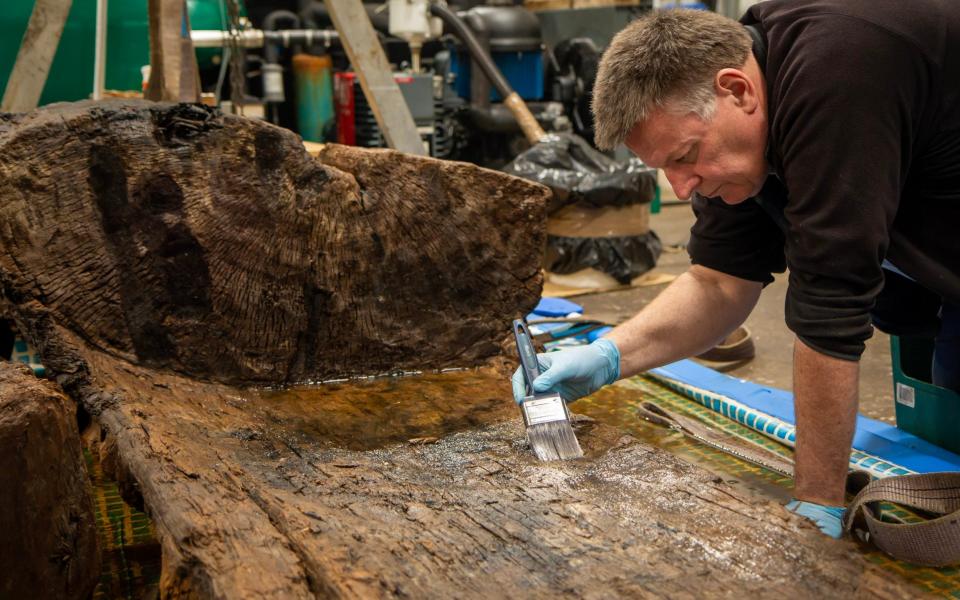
511, 338, 621, 404
786, 499, 845, 539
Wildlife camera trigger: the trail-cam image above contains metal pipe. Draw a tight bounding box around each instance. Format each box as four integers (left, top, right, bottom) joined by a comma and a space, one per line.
299, 2, 389, 35
190, 29, 338, 49
263, 9, 301, 31
93, 0, 107, 100
463, 103, 555, 133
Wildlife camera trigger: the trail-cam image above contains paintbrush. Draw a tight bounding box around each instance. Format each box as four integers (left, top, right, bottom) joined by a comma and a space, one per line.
512, 318, 583, 461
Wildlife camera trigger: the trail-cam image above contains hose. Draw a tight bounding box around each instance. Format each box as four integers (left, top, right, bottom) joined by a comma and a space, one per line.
429, 3, 511, 99
263, 10, 301, 63
429, 3, 545, 143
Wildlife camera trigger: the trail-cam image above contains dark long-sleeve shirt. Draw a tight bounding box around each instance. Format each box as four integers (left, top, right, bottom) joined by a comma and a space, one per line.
688, 0, 960, 360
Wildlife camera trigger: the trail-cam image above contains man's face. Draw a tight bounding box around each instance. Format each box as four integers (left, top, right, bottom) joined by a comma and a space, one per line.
624, 91, 768, 204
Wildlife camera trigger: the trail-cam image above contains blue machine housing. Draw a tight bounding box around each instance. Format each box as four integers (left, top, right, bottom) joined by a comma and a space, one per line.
448, 48, 545, 101
445, 6, 545, 102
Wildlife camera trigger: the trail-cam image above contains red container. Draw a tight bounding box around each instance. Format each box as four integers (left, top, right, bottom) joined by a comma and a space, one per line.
334, 72, 357, 146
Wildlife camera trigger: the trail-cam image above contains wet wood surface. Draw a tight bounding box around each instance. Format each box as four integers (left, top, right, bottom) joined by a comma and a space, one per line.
79, 348, 925, 599
0, 101, 928, 598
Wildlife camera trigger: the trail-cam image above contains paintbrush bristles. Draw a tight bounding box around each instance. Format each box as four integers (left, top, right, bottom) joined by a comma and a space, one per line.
526, 420, 584, 461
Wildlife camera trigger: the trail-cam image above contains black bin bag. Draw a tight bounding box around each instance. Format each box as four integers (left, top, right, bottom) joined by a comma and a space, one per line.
503, 132, 661, 284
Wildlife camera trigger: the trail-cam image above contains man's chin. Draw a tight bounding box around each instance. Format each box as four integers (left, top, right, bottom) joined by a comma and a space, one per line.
722, 178, 766, 205
720, 190, 750, 205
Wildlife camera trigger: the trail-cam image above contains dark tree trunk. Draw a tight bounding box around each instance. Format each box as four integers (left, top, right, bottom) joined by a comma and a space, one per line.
0, 100, 548, 388
0, 361, 100, 599
0, 101, 927, 599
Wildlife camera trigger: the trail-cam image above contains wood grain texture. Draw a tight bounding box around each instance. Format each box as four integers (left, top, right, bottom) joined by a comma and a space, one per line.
322, 0, 426, 155
0, 100, 547, 387
145, 0, 202, 103
47, 343, 931, 599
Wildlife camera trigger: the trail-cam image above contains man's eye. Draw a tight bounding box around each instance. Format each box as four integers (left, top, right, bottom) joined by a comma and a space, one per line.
681, 147, 697, 163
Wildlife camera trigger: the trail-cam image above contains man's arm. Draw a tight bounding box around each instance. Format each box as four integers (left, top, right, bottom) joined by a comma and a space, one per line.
608, 264, 762, 377
792, 339, 858, 506
512, 265, 761, 405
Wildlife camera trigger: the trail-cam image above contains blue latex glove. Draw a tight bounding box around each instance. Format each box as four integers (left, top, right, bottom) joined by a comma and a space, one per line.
786, 499, 845, 539
512, 338, 621, 404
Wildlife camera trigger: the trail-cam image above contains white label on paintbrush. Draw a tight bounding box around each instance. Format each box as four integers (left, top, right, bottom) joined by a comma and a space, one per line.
523, 396, 567, 425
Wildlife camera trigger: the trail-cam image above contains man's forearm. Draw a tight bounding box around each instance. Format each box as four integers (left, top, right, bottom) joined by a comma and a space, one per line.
607, 266, 762, 377
793, 339, 859, 505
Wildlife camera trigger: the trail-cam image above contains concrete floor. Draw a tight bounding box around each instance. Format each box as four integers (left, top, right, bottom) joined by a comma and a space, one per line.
576, 202, 897, 423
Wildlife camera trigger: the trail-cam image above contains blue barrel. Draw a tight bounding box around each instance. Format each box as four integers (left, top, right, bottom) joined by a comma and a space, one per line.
293, 53, 334, 143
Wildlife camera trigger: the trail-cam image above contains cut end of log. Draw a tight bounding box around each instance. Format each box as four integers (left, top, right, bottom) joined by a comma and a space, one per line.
0, 361, 100, 599
0, 100, 550, 385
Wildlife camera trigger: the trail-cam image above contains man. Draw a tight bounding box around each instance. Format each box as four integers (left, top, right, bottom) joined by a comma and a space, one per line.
513, 0, 960, 538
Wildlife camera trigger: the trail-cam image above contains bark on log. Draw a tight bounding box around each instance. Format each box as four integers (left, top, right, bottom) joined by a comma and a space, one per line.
0, 361, 99, 599
0, 100, 547, 388
0, 101, 928, 598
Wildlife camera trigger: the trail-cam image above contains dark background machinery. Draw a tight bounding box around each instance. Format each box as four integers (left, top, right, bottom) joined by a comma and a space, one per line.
232, 0, 662, 285
228, 0, 616, 168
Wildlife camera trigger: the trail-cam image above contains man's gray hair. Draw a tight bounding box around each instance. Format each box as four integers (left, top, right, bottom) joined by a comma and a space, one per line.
592, 9, 752, 150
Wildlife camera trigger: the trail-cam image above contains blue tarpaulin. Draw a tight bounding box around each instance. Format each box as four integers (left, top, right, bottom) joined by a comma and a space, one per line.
651, 359, 960, 474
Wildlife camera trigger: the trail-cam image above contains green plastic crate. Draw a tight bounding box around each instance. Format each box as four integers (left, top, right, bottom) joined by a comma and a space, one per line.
891, 335, 960, 454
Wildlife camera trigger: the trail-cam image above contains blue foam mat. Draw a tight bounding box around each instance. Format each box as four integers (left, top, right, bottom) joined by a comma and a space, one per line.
651, 359, 960, 474
531, 297, 583, 318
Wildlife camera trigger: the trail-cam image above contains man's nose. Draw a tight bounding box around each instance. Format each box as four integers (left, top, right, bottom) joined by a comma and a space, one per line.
664, 168, 699, 200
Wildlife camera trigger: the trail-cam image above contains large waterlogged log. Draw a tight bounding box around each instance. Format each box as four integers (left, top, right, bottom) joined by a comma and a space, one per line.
0, 101, 928, 598
0, 100, 548, 388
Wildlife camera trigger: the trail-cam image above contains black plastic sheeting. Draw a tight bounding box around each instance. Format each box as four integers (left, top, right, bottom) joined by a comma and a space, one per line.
502, 132, 657, 214
503, 132, 661, 282
545, 232, 662, 285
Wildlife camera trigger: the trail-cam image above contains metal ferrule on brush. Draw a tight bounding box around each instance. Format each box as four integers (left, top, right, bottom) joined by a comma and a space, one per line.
520, 393, 571, 427
513, 318, 584, 461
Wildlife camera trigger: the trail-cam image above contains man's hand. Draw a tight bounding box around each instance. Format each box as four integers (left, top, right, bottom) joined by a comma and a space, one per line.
511, 339, 621, 404
509, 266, 760, 405
786, 499, 845, 538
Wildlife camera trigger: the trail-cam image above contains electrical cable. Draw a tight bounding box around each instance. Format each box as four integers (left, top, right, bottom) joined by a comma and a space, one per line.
214, 0, 230, 103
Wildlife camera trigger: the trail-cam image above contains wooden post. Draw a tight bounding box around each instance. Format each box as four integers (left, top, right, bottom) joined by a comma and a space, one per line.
1, 0, 74, 112
145, 0, 201, 102
92, 0, 107, 100
323, 0, 427, 156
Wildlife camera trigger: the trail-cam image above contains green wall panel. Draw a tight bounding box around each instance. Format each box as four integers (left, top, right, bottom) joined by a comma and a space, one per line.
0, 0, 228, 105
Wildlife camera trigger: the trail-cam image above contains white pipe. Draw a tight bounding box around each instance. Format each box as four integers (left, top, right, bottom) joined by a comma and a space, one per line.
190, 29, 338, 49
93, 0, 107, 100
191, 29, 266, 48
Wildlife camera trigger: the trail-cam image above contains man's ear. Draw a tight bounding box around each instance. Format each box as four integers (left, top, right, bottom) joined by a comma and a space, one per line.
715, 68, 758, 112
